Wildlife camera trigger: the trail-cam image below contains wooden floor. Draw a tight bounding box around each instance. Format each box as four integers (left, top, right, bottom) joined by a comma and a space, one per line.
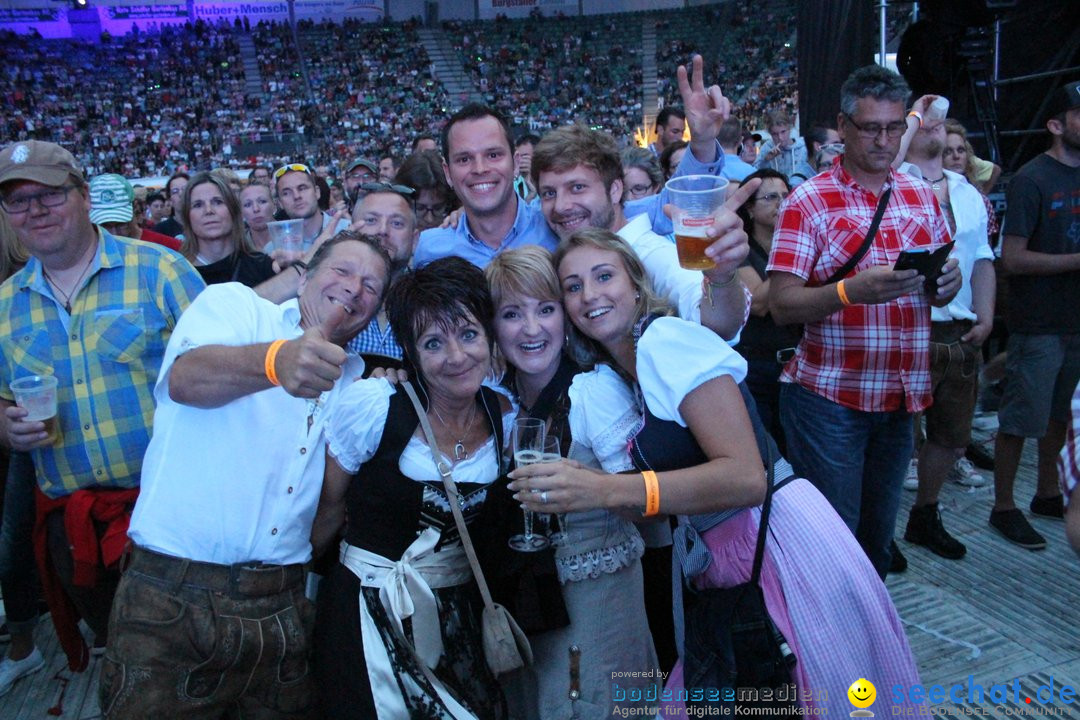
1, 420, 1078, 719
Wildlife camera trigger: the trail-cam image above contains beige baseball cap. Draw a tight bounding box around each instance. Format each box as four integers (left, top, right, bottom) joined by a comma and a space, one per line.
0, 140, 84, 188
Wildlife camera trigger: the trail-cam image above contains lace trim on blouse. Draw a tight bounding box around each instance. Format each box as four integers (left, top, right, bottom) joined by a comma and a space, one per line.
556, 531, 645, 584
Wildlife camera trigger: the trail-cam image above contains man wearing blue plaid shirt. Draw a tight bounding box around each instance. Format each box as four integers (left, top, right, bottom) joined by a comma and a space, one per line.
0, 141, 204, 672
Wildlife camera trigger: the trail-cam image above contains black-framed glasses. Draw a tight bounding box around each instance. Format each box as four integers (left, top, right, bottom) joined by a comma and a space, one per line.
625, 183, 657, 198
415, 201, 449, 217
752, 192, 790, 204
0, 184, 76, 214
843, 114, 907, 140
361, 181, 415, 196
273, 163, 311, 180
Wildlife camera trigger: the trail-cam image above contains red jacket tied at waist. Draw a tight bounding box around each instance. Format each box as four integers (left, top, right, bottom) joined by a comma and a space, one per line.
33, 486, 139, 672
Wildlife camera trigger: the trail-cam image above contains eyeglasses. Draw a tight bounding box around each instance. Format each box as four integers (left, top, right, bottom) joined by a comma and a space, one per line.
360, 181, 414, 196
752, 192, 789, 205
0, 184, 76, 214
844, 114, 908, 140
415, 201, 449, 218
625, 183, 656, 198
273, 163, 312, 181
819, 142, 844, 154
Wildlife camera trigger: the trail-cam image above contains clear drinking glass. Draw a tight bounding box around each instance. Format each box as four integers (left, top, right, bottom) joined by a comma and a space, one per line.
509, 417, 550, 552
540, 436, 568, 547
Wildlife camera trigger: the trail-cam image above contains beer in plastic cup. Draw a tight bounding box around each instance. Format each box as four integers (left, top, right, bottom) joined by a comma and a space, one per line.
267, 219, 305, 264
11, 375, 59, 443
665, 175, 729, 270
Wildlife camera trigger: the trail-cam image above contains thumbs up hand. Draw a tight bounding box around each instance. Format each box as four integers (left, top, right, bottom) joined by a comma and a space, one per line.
274, 304, 350, 398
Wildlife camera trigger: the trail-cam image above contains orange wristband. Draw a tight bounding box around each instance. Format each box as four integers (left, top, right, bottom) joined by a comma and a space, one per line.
836, 279, 853, 306
264, 339, 287, 386
642, 470, 660, 517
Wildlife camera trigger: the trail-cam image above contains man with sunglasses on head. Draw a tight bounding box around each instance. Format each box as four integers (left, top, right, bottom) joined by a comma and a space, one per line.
0, 141, 205, 677
767, 65, 962, 579
274, 163, 349, 249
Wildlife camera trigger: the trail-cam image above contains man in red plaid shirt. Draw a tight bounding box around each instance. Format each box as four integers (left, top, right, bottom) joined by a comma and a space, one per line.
767, 65, 961, 578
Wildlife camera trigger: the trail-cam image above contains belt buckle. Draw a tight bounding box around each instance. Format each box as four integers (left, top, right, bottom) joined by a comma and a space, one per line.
775, 347, 796, 364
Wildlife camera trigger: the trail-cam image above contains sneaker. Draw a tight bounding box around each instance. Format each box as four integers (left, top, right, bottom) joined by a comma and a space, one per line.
1030, 495, 1065, 521
0, 647, 44, 697
905, 503, 967, 559
889, 540, 908, 573
903, 459, 919, 491
989, 508, 1047, 550
949, 457, 987, 487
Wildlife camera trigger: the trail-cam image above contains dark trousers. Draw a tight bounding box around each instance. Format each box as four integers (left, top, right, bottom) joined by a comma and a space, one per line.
100, 546, 316, 720
44, 510, 119, 642
0, 452, 40, 633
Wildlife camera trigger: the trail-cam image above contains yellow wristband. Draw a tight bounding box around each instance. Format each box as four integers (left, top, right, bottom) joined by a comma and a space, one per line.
836, 279, 853, 307
642, 470, 660, 517
265, 339, 287, 386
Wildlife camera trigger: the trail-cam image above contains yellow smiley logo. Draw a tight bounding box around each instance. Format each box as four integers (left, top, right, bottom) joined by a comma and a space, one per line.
848, 678, 877, 709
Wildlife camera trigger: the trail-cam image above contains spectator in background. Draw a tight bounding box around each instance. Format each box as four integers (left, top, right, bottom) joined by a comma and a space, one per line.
154, 171, 189, 238
650, 106, 686, 157
275, 163, 348, 249
179, 171, 276, 287
412, 135, 439, 153
394, 149, 458, 232
719, 117, 757, 182
755, 109, 808, 182
145, 191, 168, 227
739, 130, 760, 165
513, 133, 540, 202
620, 147, 664, 202
249, 165, 272, 185
240, 181, 276, 252
378, 153, 400, 183
944, 120, 1000, 244
659, 140, 688, 180
991, 80, 1080, 550
88, 174, 182, 252
341, 158, 378, 209
814, 142, 844, 173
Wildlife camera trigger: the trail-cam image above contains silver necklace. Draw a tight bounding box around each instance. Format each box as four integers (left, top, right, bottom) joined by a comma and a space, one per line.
431, 401, 478, 461
929, 175, 946, 191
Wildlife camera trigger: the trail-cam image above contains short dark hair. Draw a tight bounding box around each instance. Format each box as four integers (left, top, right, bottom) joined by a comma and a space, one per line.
515, 133, 541, 149
165, 171, 189, 197
147, 191, 166, 205
655, 107, 686, 131
531, 124, 623, 192
385, 256, 495, 385
659, 140, 688, 178
411, 134, 437, 152
736, 169, 791, 238
307, 230, 393, 302
717, 118, 743, 149
803, 124, 835, 151
840, 65, 910, 116
442, 103, 514, 160
394, 150, 457, 208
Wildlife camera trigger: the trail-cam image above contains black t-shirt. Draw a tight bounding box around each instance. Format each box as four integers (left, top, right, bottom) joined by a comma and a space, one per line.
152, 216, 183, 238
737, 241, 802, 357
1002, 153, 1080, 334
196, 252, 277, 287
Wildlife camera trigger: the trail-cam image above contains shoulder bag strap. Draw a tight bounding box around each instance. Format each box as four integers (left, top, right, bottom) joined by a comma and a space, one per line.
749, 444, 777, 586
824, 184, 893, 284
401, 381, 498, 610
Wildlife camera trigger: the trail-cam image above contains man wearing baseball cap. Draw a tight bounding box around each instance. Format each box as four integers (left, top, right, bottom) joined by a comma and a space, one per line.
991, 79, 1080, 549
341, 156, 377, 208
0, 140, 204, 672
88, 173, 181, 252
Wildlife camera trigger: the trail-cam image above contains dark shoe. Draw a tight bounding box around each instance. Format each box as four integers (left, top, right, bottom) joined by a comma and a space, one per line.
989, 508, 1047, 550
905, 503, 967, 559
889, 540, 907, 573
1030, 495, 1065, 520
966, 441, 995, 471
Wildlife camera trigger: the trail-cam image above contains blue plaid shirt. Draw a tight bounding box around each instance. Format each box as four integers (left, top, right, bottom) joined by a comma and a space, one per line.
0, 229, 205, 497
345, 314, 402, 360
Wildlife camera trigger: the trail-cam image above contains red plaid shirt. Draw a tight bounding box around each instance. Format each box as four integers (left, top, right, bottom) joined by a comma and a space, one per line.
767, 161, 951, 413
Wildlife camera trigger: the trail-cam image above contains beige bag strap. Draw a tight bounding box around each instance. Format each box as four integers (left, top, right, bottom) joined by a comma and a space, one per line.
401, 381, 497, 610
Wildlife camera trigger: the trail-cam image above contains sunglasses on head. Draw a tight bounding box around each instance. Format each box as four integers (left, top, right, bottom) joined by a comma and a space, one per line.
273, 163, 312, 180
361, 181, 415, 196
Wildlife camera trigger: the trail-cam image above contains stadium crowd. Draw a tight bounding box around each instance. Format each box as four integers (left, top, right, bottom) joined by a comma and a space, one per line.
0, 8, 1078, 720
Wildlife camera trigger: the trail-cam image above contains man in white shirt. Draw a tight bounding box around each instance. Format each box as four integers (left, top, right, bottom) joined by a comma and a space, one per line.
101, 234, 392, 719
275, 163, 349, 248
901, 113, 994, 561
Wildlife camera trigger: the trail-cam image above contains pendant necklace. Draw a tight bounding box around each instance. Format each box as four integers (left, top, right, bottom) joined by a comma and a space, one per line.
42, 252, 94, 314
432, 401, 477, 461
929, 175, 946, 191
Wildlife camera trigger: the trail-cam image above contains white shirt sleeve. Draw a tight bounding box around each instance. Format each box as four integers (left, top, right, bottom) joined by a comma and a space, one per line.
636, 316, 748, 427
568, 366, 639, 473
326, 378, 395, 473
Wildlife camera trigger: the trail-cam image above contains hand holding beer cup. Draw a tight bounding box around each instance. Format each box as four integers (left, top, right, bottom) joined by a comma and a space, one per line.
665, 177, 760, 276
6, 374, 60, 450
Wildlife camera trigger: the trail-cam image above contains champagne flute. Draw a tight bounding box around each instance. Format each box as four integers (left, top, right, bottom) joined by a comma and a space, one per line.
540, 436, 568, 547
509, 418, 550, 552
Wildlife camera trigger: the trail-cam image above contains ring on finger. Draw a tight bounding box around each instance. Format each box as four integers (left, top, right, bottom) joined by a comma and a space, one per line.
540, 491, 549, 505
